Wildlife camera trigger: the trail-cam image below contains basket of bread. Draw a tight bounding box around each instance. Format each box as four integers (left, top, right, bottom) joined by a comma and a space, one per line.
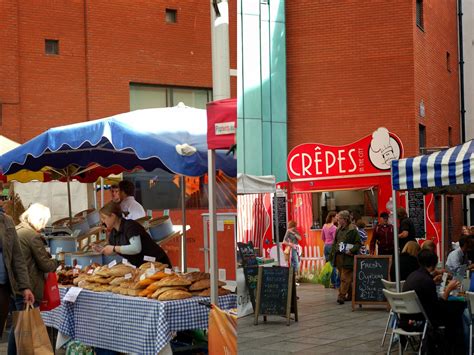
70, 261, 232, 301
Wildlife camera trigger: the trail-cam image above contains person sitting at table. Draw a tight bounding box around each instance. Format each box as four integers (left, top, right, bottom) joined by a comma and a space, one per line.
98, 202, 171, 268
390, 240, 420, 281
402, 250, 466, 354
446, 235, 473, 274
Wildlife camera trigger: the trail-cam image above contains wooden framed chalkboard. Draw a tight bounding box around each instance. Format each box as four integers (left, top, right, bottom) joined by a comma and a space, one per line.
352, 255, 392, 310
254, 266, 298, 326
407, 191, 425, 238
273, 195, 287, 243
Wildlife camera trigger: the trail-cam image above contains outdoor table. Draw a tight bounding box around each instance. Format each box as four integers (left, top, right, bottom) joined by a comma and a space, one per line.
41, 287, 236, 354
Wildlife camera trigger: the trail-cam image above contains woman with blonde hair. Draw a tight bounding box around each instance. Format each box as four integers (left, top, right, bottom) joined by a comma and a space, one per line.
9, 203, 58, 355
390, 240, 420, 281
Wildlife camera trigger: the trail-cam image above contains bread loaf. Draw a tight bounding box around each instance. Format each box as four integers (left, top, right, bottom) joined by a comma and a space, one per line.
158, 290, 192, 301
189, 279, 225, 291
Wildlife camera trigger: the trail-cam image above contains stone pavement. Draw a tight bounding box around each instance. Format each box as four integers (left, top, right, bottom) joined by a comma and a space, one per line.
238, 283, 394, 354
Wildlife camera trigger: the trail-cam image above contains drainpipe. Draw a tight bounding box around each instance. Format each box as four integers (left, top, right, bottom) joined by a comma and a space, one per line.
458, 0, 468, 224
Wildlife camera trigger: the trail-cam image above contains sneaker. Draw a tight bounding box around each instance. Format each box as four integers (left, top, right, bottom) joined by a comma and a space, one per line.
337, 297, 345, 305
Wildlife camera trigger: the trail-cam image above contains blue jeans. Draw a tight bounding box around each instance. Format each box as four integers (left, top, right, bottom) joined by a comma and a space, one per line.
323, 244, 332, 263
8, 297, 40, 355
290, 248, 299, 272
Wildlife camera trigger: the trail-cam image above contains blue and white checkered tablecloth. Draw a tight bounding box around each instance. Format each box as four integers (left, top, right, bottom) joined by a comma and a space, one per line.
41, 287, 236, 354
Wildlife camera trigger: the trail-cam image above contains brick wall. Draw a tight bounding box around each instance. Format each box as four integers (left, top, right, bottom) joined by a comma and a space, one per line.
286, 1, 462, 236
0, 0, 236, 142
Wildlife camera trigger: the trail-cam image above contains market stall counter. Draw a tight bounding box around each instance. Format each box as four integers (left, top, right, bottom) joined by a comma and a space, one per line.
42, 287, 236, 354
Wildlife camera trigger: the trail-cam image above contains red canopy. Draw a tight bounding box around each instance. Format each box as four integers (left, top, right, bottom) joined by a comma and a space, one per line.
206, 98, 236, 150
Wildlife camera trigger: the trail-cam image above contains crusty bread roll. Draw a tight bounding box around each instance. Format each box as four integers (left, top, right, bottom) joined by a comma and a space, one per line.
139, 262, 167, 271
151, 287, 187, 299
149, 271, 172, 281
189, 279, 225, 291
155, 276, 191, 288
158, 289, 192, 301
182, 272, 210, 283
109, 277, 125, 285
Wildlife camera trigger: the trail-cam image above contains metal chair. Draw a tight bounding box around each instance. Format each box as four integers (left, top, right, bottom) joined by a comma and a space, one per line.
466, 291, 474, 355
381, 279, 405, 347
383, 289, 431, 355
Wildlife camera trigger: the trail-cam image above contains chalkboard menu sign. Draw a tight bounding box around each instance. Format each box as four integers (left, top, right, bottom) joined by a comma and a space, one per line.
408, 191, 425, 238
237, 242, 257, 267
254, 266, 298, 325
243, 266, 258, 310
273, 195, 287, 243
352, 255, 392, 310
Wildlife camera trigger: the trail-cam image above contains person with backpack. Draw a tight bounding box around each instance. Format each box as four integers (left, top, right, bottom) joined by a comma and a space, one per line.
370, 211, 394, 256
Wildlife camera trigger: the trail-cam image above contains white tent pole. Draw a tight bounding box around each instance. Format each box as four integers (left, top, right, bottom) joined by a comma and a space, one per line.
441, 194, 445, 267
100, 177, 104, 208
392, 190, 401, 292
180, 175, 187, 273
93, 182, 97, 210
208, 150, 218, 305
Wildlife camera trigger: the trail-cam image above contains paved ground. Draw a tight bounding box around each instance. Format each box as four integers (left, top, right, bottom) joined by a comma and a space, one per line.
238, 283, 394, 355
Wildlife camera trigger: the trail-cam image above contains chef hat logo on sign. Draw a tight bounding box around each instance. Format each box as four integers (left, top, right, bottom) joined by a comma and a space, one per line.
369, 127, 401, 170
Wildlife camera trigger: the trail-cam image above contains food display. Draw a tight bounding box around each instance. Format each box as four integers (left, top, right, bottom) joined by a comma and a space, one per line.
58, 262, 233, 301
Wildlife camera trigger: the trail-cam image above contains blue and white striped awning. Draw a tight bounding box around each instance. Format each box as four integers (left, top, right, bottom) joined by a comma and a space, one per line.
391, 140, 474, 194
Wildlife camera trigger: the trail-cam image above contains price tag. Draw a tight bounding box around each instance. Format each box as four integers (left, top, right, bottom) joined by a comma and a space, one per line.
57, 247, 63, 253
144, 256, 156, 262
164, 268, 172, 275
122, 258, 129, 265
90, 234, 97, 243
63, 287, 83, 303
87, 269, 94, 274
124, 273, 132, 280
108, 260, 117, 268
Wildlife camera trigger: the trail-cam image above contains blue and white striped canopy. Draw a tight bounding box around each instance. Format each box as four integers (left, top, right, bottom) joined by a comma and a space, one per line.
391, 140, 474, 194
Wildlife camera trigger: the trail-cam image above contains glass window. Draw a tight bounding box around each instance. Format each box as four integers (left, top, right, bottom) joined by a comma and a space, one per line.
419, 124, 426, 154
129, 85, 167, 111
45, 39, 59, 55
416, 0, 424, 30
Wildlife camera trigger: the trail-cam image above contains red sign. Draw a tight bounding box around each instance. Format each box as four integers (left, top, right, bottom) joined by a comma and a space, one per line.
287, 127, 403, 182
206, 98, 236, 150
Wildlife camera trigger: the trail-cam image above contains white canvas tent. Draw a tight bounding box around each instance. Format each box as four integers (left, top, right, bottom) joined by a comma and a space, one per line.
390, 140, 474, 289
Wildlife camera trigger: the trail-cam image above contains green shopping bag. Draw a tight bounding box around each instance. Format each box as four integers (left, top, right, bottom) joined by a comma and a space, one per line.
65, 341, 94, 355
318, 261, 333, 288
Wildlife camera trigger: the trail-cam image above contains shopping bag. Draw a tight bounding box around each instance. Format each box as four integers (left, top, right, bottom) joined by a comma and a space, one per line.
318, 261, 333, 288
208, 305, 237, 355
13, 303, 54, 355
40, 272, 60, 311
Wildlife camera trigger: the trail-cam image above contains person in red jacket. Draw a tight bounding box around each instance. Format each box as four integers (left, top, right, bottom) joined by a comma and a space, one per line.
370, 211, 394, 256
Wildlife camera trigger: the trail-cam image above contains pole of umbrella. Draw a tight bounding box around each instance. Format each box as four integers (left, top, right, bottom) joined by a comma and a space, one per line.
67, 173, 72, 223
180, 175, 187, 273
392, 190, 401, 292
208, 150, 219, 305
274, 192, 281, 266
100, 177, 104, 208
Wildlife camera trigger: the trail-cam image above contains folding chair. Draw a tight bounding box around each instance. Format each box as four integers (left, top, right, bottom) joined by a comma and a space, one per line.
383, 289, 431, 355
466, 291, 474, 355
381, 279, 405, 347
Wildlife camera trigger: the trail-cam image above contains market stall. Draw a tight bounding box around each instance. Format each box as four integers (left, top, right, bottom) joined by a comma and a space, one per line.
390, 139, 474, 290
48, 263, 236, 353
276, 127, 405, 269
0, 105, 237, 351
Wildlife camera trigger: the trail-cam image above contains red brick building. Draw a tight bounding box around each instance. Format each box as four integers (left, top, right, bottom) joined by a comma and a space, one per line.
0, 0, 236, 142
0, 0, 237, 273
285, 1, 462, 239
